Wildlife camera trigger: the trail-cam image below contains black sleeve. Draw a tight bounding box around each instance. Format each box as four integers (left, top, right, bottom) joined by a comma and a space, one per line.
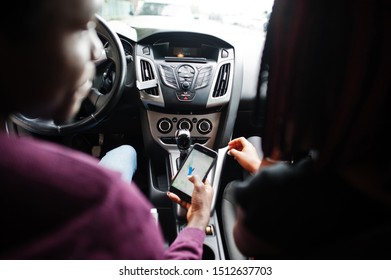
233, 159, 321, 253
232, 157, 391, 258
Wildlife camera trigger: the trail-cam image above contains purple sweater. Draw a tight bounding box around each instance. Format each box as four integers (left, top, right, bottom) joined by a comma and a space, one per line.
0, 132, 205, 259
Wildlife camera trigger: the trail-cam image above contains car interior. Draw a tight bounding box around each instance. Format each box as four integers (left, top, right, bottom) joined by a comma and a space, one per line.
6, 11, 260, 259
5, 0, 389, 260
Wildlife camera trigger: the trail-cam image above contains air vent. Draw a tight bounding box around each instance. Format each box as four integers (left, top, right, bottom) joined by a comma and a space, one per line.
212, 63, 230, 97
140, 60, 159, 96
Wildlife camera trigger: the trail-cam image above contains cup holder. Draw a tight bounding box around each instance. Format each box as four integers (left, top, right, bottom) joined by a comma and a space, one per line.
202, 244, 215, 260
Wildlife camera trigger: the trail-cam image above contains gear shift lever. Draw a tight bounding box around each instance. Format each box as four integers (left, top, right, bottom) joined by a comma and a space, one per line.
174, 129, 191, 220
175, 129, 191, 169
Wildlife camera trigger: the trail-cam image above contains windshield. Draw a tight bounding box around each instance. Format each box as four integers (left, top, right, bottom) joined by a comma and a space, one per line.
98, 0, 274, 32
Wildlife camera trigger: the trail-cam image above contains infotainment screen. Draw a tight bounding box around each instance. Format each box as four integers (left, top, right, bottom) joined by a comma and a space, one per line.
173, 47, 198, 58
152, 42, 219, 61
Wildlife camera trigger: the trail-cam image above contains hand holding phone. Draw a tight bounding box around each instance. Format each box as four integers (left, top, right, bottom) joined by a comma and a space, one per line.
170, 143, 218, 203
167, 174, 214, 231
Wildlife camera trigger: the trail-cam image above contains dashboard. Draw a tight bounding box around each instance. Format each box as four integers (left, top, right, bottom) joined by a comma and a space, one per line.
134, 31, 238, 152
102, 20, 265, 209
106, 18, 265, 153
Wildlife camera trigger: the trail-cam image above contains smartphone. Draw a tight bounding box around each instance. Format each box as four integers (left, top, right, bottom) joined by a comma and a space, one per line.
170, 143, 218, 203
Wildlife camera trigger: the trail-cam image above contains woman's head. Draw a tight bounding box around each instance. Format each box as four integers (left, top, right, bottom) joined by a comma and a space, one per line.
260, 0, 391, 169
0, 0, 103, 123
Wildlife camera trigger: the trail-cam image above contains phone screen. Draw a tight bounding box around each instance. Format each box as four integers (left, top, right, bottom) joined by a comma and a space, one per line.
171, 145, 217, 200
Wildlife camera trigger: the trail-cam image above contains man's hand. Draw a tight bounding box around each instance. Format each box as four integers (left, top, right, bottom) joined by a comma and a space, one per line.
167, 175, 213, 231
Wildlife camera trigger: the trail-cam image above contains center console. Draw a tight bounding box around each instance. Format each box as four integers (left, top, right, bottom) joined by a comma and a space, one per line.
135, 32, 242, 260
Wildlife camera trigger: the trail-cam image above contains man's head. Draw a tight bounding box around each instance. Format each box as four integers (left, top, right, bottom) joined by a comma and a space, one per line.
0, 0, 103, 123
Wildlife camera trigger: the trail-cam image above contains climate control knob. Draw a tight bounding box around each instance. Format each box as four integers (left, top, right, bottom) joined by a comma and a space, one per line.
157, 118, 173, 134
177, 118, 193, 131
197, 119, 212, 134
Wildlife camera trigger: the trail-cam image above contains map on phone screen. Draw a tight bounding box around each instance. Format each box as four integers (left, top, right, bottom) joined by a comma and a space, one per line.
172, 148, 215, 197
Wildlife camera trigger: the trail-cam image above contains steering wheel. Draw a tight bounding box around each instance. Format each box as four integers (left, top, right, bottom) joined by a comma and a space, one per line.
10, 14, 126, 136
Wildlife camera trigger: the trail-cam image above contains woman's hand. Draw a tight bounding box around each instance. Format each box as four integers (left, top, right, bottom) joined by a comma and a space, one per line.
167, 175, 214, 231
227, 137, 261, 174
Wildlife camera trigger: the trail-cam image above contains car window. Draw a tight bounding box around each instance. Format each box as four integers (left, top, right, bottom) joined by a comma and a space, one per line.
98, 0, 274, 32
135, 2, 193, 17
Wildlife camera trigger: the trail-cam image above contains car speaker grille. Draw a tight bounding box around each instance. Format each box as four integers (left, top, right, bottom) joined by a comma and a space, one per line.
212, 63, 230, 97
140, 59, 159, 96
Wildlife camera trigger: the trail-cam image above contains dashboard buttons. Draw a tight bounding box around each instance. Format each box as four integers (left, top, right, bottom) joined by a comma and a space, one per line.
178, 65, 195, 92
157, 118, 173, 134
181, 81, 191, 90
195, 66, 212, 89
197, 118, 212, 134
158, 117, 208, 134
178, 65, 195, 78
177, 118, 193, 131
159, 64, 178, 89
176, 90, 196, 101
159, 63, 212, 101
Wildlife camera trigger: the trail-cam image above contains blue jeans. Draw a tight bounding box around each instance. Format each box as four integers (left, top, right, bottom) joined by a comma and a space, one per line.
99, 145, 137, 183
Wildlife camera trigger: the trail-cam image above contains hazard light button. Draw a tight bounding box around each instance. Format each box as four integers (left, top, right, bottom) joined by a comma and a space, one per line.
176, 91, 196, 101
